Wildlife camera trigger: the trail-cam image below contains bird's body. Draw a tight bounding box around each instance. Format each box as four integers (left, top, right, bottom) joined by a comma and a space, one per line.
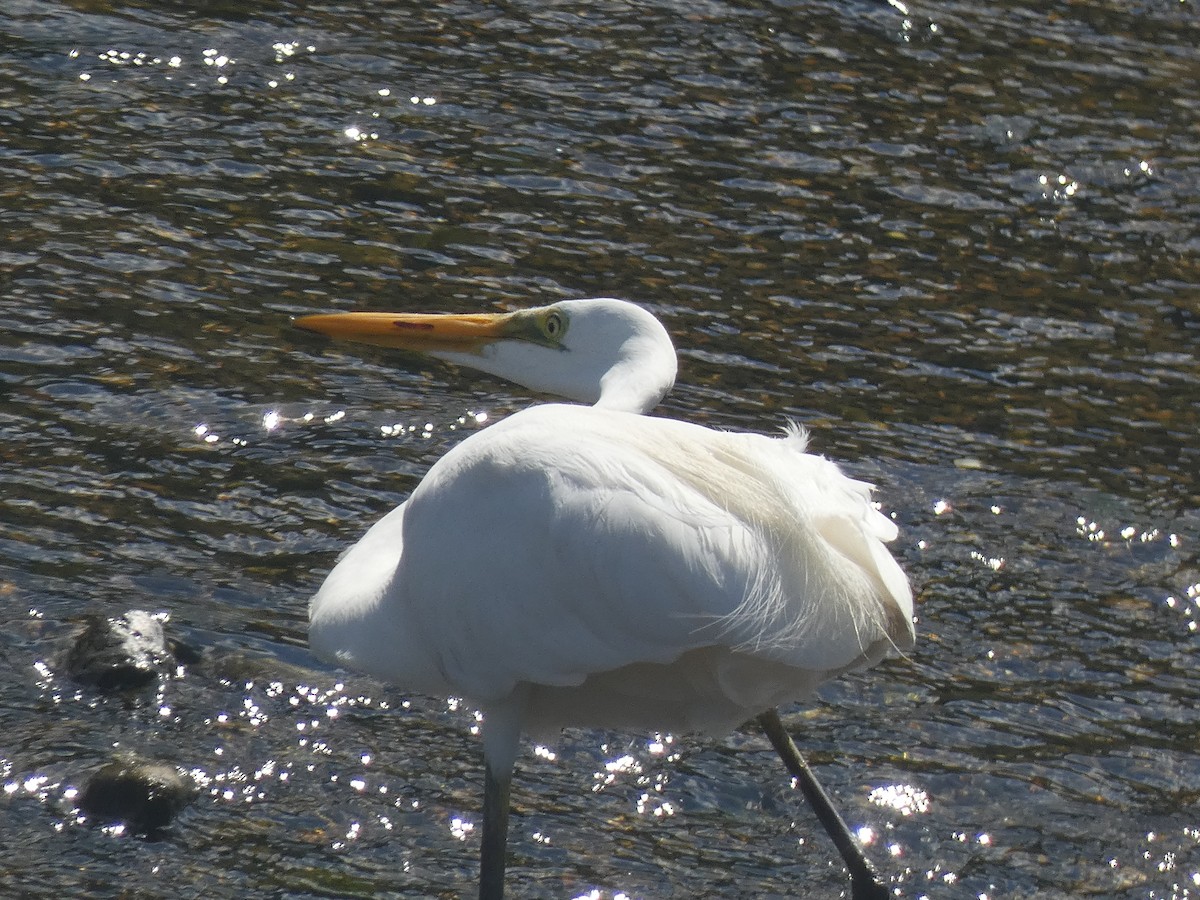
296, 297, 913, 899
311, 402, 909, 750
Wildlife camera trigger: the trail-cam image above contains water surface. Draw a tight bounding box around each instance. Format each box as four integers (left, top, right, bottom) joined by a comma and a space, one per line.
2, 0, 1198, 897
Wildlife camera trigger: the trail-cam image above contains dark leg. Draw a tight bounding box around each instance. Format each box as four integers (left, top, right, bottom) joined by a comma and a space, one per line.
757, 709, 889, 900
479, 760, 511, 900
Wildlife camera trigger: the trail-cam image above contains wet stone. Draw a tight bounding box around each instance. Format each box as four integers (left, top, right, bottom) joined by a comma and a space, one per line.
63, 610, 196, 691
79, 757, 195, 833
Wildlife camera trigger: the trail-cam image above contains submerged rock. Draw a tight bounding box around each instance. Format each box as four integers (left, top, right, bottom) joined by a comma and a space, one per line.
64, 610, 198, 691
79, 757, 195, 833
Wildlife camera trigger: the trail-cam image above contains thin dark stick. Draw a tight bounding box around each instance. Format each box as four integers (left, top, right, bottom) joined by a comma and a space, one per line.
479, 761, 511, 900
757, 709, 889, 900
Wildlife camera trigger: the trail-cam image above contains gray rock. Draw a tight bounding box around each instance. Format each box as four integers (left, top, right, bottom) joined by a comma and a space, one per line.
64, 610, 197, 691
79, 757, 195, 832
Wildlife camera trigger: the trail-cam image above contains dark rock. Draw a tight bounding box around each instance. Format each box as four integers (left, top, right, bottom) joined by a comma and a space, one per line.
64, 610, 195, 691
79, 757, 195, 833
168, 635, 203, 666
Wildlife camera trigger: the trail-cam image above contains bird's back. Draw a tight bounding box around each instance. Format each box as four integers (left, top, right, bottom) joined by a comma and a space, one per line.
309, 403, 912, 737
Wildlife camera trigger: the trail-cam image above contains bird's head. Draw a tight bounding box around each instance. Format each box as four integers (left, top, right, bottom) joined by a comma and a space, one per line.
295, 297, 677, 414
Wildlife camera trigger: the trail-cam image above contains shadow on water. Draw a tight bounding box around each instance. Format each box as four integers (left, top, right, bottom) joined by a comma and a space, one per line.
1, 0, 1198, 896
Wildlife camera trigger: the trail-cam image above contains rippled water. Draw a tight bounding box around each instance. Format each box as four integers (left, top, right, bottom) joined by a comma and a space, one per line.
2, 0, 1198, 897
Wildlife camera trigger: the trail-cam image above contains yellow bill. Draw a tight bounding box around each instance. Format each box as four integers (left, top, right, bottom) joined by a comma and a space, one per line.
294, 310, 516, 353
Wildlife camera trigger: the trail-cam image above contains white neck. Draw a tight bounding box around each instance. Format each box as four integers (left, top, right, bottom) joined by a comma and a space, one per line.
435, 299, 677, 415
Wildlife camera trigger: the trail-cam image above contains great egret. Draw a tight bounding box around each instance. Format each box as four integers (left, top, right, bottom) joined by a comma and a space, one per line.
295, 298, 914, 900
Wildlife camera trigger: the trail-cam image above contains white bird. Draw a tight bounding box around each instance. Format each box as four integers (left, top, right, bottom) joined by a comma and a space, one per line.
295, 297, 914, 900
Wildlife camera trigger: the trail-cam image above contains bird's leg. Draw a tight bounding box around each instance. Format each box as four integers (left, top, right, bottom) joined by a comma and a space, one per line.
479, 694, 525, 900
757, 709, 889, 900
479, 760, 511, 900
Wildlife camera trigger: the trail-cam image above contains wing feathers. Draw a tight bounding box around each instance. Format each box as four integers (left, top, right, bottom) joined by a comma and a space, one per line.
309, 403, 913, 726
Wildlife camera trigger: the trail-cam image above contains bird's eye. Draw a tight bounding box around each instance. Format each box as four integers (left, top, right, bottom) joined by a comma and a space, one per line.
544, 311, 564, 338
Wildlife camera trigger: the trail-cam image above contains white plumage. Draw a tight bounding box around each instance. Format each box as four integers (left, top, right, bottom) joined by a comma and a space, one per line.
296, 297, 913, 899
